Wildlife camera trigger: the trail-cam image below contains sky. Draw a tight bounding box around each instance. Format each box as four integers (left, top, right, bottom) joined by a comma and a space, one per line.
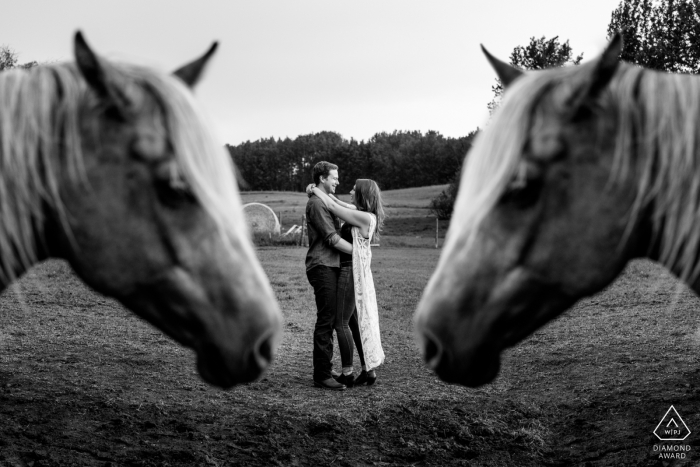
2, 0, 621, 145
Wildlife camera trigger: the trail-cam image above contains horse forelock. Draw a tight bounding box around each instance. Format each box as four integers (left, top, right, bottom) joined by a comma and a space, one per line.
125, 65, 249, 248
452, 68, 565, 248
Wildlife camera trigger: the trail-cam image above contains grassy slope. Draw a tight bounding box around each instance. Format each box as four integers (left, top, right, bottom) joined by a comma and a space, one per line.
239, 184, 448, 212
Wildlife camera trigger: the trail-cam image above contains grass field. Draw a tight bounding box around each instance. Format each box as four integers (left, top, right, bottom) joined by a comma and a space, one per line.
241, 185, 450, 248
2, 247, 700, 465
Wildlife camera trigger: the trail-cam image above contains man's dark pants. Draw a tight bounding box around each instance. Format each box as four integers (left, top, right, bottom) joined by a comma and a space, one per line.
307, 265, 339, 382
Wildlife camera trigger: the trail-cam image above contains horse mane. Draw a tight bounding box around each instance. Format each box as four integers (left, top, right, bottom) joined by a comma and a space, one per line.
0, 64, 82, 282
610, 64, 700, 281
458, 58, 700, 282
0, 60, 243, 283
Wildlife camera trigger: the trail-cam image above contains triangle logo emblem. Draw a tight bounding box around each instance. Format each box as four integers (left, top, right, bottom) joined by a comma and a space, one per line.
654, 406, 691, 441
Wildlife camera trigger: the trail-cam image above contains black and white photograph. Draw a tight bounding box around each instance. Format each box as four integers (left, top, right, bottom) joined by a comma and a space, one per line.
1, 1, 699, 465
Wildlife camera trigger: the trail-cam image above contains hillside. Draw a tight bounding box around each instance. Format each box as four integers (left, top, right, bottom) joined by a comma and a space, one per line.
239, 184, 448, 216
239, 185, 450, 244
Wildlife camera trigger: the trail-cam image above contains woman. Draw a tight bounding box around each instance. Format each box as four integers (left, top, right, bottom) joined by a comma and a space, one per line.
306, 179, 385, 386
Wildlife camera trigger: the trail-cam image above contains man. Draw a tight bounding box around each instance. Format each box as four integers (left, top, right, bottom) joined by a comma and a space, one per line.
305, 161, 345, 390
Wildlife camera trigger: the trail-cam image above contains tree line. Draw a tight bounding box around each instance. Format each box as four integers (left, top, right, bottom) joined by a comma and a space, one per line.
227, 130, 475, 195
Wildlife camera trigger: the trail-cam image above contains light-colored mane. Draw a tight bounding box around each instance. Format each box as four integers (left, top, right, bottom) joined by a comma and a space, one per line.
0, 61, 244, 283
450, 66, 566, 246
0, 64, 84, 282
611, 64, 700, 281
457, 59, 700, 282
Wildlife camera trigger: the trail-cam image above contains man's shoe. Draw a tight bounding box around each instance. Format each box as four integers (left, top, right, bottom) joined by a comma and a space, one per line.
314, 378, 346, 390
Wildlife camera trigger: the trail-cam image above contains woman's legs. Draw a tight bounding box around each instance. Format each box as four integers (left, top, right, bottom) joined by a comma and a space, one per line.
349, 306, 376, 385
348, 311, 365, 368
335, 266, 356, 373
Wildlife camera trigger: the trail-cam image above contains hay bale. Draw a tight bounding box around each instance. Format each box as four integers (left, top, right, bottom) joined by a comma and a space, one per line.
243, 203, 280, 235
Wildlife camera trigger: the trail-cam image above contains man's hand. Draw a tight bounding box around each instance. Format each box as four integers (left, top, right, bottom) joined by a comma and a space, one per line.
306, 183, 315, 198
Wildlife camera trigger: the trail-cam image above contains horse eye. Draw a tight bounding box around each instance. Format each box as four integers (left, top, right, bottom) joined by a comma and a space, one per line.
500, 173, 543, 208
498, 159, 545, 209
155, 178, 197, 207
153, 162, 197, 207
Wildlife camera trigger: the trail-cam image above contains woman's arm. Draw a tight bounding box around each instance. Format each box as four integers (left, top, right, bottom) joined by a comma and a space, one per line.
311, 187, 372, 238
306, 184, 356, 210
329, 194, 357, 210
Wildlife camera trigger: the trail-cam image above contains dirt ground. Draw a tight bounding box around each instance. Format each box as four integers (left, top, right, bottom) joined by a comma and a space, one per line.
1, 250, 700, 466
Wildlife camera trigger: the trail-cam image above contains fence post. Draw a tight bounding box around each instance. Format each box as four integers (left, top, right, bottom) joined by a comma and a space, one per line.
435, 218, 439, 249
299, 215, 306, 247
279, 211, 282, 228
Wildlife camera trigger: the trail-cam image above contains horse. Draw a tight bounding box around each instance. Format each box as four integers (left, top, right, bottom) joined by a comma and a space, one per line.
0, 32, 282, 389
415, 33, 700, 387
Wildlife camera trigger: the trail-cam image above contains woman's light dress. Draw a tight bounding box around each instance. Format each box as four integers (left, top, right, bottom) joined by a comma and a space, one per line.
351, 213, 384, 371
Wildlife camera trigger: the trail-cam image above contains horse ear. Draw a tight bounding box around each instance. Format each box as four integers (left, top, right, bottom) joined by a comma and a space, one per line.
583, 32, 623, 100
173, 42, 218, 88
481, 45, 523, 87
567, 32, 623, 116
74, 31, 130, 117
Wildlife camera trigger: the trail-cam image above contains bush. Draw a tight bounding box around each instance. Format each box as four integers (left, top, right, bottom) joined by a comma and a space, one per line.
429, 179, 458, 220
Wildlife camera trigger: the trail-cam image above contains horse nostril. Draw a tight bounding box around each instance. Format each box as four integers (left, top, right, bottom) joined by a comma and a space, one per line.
252, 330, 276, 371
422, 332, 444, 371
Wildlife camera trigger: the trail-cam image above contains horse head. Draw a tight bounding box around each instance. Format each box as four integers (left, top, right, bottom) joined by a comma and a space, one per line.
25, 33, 283, 388
415, 34, 656, 387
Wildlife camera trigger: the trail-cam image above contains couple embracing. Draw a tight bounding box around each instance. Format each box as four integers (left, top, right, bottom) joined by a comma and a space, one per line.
305, 161, 386, 391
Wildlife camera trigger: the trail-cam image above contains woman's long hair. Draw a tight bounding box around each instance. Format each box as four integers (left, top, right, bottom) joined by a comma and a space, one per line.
354, 179, 385, 241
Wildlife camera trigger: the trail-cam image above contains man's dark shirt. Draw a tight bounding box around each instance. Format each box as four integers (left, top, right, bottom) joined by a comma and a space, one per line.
305, 194, 341, 272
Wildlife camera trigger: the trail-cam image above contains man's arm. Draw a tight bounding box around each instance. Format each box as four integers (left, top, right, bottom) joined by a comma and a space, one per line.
333, 237, 352, 254
307, 198, 340, 246
306, 184, 356, 210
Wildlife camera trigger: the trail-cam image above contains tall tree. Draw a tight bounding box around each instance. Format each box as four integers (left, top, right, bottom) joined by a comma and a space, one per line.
608, 0, 700, 73
487, 36, 583, 113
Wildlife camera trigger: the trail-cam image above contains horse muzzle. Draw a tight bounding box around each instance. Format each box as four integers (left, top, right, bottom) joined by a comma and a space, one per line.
417, 324, 502, 387
195, 324, 281, 388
